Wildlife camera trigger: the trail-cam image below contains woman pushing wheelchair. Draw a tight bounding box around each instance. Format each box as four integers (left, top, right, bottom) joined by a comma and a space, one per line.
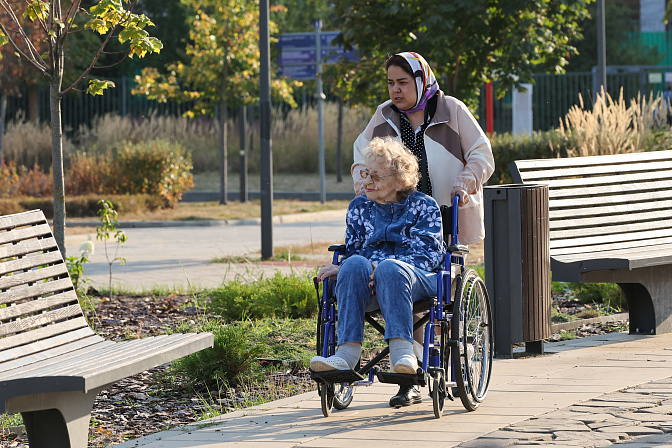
310, 136, 445, 375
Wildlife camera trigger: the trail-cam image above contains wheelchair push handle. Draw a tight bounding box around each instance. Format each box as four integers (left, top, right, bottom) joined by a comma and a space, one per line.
451, 195, 459, 246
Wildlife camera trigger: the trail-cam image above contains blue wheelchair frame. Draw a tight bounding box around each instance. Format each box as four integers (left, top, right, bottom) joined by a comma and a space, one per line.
312, 196, 491, 417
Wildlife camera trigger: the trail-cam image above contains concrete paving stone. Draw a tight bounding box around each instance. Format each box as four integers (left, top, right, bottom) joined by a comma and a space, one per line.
572, 413, 619, 423
637, 405, 672, 415
588, 418, 638, 430
457, 439, 513, 448
615, 413, 672, 422
477, 431, 553, 441
506, 423, 589, 433
572, 401, 657, 411
593, 393, 665, 404
613, 432, 672, 446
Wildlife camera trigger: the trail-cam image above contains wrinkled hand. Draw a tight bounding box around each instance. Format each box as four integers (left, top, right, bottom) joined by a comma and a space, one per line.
317, 264, 339, 282
451, 186, 469, 206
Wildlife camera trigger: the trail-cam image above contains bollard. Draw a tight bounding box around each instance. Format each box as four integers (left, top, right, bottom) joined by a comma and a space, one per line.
484, 184, 551, 358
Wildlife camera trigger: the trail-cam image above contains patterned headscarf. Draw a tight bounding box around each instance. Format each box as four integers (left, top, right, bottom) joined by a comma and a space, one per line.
395, 52, 440, 114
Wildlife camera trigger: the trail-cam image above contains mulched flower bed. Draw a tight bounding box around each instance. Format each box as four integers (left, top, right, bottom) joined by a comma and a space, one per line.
1, 292, 629, 447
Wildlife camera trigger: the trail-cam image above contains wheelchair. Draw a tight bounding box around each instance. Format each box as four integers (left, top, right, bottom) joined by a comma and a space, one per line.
311, 196, 493, 418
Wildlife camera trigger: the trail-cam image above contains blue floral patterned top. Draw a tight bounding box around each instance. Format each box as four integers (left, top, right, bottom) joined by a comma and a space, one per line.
344, 191, 446, 272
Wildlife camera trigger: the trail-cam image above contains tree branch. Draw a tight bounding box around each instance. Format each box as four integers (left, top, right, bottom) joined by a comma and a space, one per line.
0, 10, 50, 78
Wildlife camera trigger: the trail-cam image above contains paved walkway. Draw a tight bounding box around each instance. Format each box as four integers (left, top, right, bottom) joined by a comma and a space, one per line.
113, 332, 672, 448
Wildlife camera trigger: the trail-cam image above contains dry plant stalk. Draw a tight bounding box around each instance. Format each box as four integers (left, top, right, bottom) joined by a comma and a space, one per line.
559, 88, 669, 157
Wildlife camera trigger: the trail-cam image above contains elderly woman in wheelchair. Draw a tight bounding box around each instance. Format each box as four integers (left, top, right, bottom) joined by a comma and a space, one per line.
311, 136, 445, 376
310, 136, 493, 418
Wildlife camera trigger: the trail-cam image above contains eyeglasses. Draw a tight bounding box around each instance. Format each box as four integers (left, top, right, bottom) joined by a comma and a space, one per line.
359, 169, 393, 182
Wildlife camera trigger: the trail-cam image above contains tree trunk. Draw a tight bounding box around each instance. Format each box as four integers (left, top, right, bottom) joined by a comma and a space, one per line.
50, 8, 66, 258
0, 93, 6, 164
50, 79, 66, 257
219, 64, 228, 205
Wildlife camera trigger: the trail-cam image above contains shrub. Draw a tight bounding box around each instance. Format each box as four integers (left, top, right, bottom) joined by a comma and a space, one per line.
113, 139, 195, 207
170, 319, 267, 389
66, 151, 115, 196
207, 271, 317, 320
488, 131, 572, 185
568, 282, 627, 310
18, 162, 52, 197
0, 162, 21, 198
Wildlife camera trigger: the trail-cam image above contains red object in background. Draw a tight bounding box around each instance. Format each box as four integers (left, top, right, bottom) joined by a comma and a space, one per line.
485, 82, 493, 136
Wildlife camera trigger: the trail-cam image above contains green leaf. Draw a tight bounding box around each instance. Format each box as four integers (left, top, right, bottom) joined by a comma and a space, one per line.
0, 34, 8, 47
87, 79, 116, 96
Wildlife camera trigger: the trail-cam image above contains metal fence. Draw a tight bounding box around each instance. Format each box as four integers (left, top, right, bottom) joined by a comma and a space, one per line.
4, 67, 672, 135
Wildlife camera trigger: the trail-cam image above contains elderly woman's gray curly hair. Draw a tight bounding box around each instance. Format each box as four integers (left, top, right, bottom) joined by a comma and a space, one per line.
362, 137, 420, 197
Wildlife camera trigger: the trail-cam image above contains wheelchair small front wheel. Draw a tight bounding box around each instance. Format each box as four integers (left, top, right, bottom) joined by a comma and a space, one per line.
431, 370, 446, 419
332, 382, 355, 410
451, 268, 493, 411
320, 383, 335, 417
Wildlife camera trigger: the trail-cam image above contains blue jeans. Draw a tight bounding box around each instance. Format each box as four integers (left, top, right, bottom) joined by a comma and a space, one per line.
335, 255, 437, 345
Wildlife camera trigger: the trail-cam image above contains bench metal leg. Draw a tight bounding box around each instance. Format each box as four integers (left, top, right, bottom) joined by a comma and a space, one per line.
7, 387, 104, 448
583, 265, 672, 335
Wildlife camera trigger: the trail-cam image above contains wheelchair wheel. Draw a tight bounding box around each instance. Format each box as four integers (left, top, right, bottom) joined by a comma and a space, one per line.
315, 308, 356, 412
333, 382, 355, 409
320, 383, 335, 417
451, 268, 493, 411
431, 370, 446, 419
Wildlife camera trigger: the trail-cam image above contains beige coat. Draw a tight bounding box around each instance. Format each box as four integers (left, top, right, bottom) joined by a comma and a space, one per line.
353, 91, 495, 245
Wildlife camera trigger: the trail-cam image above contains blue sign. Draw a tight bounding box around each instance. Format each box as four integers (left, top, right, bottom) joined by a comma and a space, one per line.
277, 64, 317, 80
276, 31, 341, 50
276, 31, 358, 80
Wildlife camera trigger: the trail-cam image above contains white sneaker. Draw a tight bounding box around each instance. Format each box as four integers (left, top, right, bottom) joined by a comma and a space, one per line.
393, 355, 418, 374
310, 355, 351, 372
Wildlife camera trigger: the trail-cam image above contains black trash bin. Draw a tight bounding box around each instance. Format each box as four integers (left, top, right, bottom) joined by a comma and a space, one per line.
484, 184, 551, 358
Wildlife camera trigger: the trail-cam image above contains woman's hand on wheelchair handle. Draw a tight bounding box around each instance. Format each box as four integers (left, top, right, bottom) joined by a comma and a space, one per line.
317, 264, 340, 282
451, 186, 469, 206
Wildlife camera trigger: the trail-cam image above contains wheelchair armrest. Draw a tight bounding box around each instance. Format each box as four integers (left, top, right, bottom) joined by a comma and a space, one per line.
447, 244, 469, 255
328, 244, 346, 252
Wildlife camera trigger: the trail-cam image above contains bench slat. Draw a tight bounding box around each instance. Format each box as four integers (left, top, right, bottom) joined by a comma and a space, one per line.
551, 210, 670, 231
549, 199, 672, 220
0, 278, 74, 306
550, 189, 672, 209
512, 150, 672, 170
0, 250, 63, 276
552, 218, 672, 240
553, 242, 672, 264
6, 333, 201, 379
0, 305, 83, 338
0, 336, 110, 374
0, 316, 89, 351
521, 169, 672, 190
0, 290, 79, 321
0, 263, 69, 291
0, 210, 47, 231
551, 228, 672, 250
548, 180, 672, 200
518, 160, 672, 181
0, 223, 52, 246
551, 235, 672, 257
0, 338, 119, 378
0, 236, 59, 260
0, 327, 99, 364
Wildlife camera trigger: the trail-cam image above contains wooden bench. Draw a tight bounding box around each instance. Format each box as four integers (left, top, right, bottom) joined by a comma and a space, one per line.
509, 149, 672, 335
0, 210, 214, 448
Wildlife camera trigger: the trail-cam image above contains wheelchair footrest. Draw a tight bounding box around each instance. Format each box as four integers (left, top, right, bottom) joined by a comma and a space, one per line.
311, 369, 365, 384
375, 370, 426, 387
